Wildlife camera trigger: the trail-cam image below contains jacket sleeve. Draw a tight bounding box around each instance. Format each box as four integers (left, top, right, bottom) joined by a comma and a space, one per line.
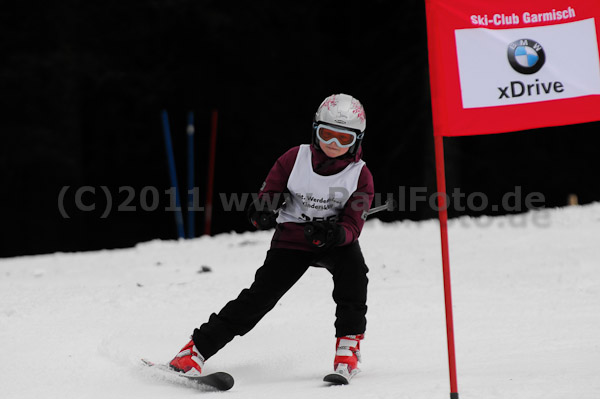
255, 146, 299, 210
338, 165, 374, 245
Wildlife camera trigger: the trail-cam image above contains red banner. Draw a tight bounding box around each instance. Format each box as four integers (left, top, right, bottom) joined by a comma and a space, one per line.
425, 0, 600, 136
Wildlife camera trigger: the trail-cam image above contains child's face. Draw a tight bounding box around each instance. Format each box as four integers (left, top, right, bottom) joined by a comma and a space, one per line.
319, 139, 350, 158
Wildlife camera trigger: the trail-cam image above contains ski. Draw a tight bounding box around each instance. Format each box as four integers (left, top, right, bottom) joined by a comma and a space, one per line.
141, 359, 234, 391
323, 364, 360, 385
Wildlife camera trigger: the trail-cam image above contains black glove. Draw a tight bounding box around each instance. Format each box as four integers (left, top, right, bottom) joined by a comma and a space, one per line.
247, 201, 278, 230
304, 221, 345, 249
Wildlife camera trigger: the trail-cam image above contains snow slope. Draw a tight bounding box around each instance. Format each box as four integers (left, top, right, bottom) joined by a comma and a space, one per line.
1, 204, 599, 399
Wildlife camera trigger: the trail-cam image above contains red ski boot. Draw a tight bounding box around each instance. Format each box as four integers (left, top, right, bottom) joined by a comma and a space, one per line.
325, 334, 364, 384
169, 339, 205, 377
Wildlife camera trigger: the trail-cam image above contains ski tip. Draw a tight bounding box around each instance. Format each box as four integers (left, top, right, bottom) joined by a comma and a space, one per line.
323, 373, 349, 385
140, 358, 234, 391
210, 372, 235, 391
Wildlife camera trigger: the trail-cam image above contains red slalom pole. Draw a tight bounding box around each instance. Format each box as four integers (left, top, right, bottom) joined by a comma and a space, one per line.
434, 135, 459, 399
204, 109, 218, 236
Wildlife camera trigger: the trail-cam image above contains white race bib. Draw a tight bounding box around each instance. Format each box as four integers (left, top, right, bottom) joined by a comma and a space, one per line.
276, 145, 365, 223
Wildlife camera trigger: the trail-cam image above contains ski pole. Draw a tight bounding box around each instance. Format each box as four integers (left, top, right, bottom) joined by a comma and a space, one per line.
303, 199, 396, 238
361, 199, 396, 220
262, 199, 396, 228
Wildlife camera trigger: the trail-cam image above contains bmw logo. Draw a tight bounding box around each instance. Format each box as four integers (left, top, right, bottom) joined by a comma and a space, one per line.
507, 39, 546, 75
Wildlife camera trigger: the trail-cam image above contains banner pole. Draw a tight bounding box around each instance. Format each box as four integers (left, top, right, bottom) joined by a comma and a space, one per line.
434, 134, 459, 399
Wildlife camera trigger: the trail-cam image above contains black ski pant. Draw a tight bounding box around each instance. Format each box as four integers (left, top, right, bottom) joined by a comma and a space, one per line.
192, 241, 369, 360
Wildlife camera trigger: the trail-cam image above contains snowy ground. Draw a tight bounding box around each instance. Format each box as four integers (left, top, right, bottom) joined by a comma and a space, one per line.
1, 204, 599, 399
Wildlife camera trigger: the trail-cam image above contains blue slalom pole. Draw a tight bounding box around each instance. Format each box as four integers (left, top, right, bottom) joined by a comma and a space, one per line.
186, 111, 195, 239
161, 110, 185, 239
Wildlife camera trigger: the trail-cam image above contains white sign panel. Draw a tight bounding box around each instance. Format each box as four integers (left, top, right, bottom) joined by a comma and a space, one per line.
455, 18, 600, 108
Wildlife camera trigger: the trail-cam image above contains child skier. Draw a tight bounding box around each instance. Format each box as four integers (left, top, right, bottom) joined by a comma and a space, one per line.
169, 93, 374, 381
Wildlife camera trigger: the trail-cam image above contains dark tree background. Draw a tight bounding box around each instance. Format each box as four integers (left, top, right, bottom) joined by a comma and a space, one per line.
2, 1, 598, 258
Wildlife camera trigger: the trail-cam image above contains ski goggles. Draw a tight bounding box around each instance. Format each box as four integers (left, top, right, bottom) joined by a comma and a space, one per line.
314, 123, 363, 148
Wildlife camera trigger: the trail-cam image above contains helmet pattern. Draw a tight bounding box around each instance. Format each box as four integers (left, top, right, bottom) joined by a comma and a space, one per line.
313, 93, 366, 158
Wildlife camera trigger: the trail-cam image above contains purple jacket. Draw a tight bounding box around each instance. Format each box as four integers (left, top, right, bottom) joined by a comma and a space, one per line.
258, 144, 374, 252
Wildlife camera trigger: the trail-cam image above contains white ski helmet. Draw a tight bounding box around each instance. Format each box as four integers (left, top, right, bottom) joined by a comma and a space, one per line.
313, 93, 366, 156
